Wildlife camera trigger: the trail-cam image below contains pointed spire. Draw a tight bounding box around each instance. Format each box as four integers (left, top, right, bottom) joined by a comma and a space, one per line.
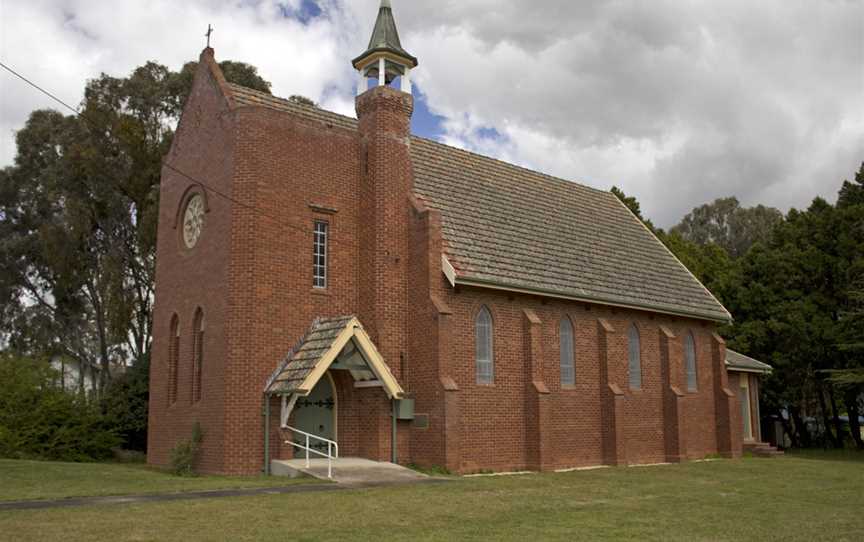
352, 0, 417, 69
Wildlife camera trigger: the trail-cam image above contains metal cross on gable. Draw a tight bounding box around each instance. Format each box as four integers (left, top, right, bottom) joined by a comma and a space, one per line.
205, 24, 214, 48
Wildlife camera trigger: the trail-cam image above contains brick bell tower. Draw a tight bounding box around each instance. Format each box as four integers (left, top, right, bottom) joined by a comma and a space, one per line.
353, 0, 417, 385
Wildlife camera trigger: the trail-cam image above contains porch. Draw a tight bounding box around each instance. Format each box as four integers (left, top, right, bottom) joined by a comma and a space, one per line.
263, 316, 413, 477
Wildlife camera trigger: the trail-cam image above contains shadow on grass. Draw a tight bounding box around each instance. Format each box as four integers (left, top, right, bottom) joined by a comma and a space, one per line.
784, 448, 864, 462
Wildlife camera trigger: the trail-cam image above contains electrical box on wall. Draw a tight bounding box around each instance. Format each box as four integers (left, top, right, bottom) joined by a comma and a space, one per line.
394, 398, 415, 420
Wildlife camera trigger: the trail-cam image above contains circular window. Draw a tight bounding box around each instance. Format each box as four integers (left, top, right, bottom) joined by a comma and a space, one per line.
182, 194, 205, 249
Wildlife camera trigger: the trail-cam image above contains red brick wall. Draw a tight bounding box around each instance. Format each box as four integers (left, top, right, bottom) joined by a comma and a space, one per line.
220, 103, 367, 474
148, 50, 235, 474
356, 85, 413, 384
433, 286, 731, 473
404, 198, 452, 470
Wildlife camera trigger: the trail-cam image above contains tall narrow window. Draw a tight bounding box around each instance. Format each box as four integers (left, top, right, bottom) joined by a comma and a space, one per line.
192, 309, 205, 403
628, 324, 642, 390
475, 306, 494, 384
560, 317, 575, 386
313, 221, 328, 289
684, 331, 698, 392
169, 315, 179, 405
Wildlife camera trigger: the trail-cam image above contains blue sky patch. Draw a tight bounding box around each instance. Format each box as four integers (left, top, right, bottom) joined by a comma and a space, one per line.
411, 86, 446, 141
277, 0, 323, 24
476, 126, 503, 141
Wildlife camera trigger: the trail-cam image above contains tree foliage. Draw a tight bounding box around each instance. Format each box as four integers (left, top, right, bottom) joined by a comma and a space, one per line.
0, 353, 121, 461
102, 355, 150, 451
0, 59, 271, 396
714, 165, 862, 448
288, 95, 316, 106
671, 197, 783, 258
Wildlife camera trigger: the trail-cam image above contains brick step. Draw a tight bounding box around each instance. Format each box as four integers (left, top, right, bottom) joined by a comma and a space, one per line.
744, 442, 784, 457
752, 449, 784, 457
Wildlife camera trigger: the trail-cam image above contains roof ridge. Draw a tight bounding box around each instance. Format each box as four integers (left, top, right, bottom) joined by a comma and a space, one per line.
227, 83, 613, 201
227, 82, 360, 125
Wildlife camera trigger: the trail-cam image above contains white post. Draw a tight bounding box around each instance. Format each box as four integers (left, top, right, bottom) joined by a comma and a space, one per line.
357, 69, 367, 96
305, 434, 310, 467
401, 66, 411, 94
378, 57, 386, 87
327, 442, 332, 479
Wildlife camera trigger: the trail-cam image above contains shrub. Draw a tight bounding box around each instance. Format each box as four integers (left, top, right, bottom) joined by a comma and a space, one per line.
0, 354, 121, 461
102, 355, 150, 451
169, 422, 203, 476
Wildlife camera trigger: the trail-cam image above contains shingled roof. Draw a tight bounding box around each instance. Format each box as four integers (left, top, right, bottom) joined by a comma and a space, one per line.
265, 316, 354, 395
351, 0, 418, 69
264, 316, 404, 398
726, 350, 773, 374
228, 84, 731, 322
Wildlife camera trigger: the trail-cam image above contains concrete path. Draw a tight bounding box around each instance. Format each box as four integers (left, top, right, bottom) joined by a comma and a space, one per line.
0, 476, 448, 512
270, 457, 429, 484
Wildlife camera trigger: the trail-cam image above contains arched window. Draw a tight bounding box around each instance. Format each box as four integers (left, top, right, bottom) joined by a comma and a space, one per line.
684, 331, 697, 391
560, 317, 575, 386
192, 309, 205, 403
628, 324, 642, 390
169, 315, 179, 405
475, 306, 494, 384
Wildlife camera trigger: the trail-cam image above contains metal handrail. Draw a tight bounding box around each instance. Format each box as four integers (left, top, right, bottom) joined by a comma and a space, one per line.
284, 425, 339, 479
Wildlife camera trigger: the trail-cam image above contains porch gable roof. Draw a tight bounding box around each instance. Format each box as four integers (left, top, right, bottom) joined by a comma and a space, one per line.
264, 316, 405, 399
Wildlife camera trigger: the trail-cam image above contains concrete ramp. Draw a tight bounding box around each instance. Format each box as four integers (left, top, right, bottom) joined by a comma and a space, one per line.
271, 457, 428, 485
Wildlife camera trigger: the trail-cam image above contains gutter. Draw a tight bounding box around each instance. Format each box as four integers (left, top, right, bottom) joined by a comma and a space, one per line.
454, 277, 732, 324
725, 365, 773, 375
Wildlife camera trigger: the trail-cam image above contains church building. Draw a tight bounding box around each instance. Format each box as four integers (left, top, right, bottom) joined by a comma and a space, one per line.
147, 1, 759, 475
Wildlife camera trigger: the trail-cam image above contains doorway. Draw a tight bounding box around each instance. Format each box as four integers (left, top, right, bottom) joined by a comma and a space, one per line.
291, 372, 337, 457
739, 377, 753, 441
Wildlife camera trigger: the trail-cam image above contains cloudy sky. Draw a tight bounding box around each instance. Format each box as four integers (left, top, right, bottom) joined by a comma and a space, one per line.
1, 0, 862, 226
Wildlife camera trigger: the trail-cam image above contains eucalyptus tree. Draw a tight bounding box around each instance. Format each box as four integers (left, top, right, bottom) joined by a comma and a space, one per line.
0, 59, 270, 393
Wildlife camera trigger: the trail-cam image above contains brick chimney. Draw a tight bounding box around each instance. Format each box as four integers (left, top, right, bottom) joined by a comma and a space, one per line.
353, 0, 417, 381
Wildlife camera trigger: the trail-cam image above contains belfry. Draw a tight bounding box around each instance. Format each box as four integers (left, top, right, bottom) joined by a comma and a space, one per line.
353, 0, 418, 95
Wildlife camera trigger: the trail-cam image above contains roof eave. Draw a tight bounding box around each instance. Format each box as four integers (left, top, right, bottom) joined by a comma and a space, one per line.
726, 363, 773, 375
352, 48, 419, 69
454, 276, 732, 324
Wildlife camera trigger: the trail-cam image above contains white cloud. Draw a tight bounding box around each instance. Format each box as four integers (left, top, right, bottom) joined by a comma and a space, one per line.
1, 0, 358, 166
2, 0, 862, 226
395, 0, 864, 225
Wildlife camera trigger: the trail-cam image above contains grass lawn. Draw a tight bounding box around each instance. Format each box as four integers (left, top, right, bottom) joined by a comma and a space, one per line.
1, 453, 862, 541
0, 459, 313, 502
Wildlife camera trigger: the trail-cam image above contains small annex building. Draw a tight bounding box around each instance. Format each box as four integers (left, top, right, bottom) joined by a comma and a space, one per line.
726, 350, 773, 446
147, 1, 763, 475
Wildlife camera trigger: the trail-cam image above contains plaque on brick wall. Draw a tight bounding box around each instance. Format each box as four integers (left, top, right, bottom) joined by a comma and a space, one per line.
412, 414, 429, 429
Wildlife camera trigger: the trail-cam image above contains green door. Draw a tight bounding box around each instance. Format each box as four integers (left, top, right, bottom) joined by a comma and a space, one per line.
292, 374, 336, 458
